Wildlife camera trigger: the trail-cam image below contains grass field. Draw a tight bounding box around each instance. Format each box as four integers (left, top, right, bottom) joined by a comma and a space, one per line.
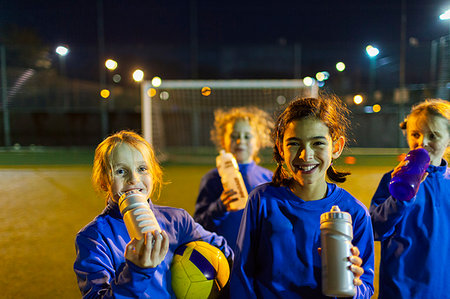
0, 149, 398, 298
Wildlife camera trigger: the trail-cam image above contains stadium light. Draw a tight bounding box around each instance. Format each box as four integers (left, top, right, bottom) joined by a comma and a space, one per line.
353, 94, 363, 105
439, 9, 450, 20
55, 45, 69, 56
151, 76, 162, 87
336, 62, 346, 72
365, 45, 379, 58
105, 59, 118, 71
366, 45, 380, 101
132, 69, 144, 82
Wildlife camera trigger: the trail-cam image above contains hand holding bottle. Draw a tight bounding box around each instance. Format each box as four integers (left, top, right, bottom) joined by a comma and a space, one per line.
125, 230, 169, 268
389, 148, 430, 201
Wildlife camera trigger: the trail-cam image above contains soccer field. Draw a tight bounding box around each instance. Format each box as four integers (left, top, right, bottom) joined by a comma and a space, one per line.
0, 155, 395, 298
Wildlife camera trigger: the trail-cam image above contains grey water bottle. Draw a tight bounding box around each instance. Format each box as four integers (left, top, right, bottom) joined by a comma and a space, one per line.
320, 205, 356, 297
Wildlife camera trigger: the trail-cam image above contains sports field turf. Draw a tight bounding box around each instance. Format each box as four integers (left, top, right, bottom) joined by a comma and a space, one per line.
0, 149, 399, 298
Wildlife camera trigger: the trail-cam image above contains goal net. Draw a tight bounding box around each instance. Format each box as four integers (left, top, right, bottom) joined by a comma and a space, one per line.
140, 79, 318, 163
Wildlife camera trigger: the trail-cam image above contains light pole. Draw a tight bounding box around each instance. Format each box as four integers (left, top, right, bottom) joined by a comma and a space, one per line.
366, 45, 380, 102
439, 9, 450, 100
55, 45, 69, 108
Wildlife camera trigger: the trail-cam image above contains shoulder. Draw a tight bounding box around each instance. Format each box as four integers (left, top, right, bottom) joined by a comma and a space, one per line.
76, 212, 115, 242
248, 182, 283, 200
332, 185, 370, 217
200, 168, 220, 181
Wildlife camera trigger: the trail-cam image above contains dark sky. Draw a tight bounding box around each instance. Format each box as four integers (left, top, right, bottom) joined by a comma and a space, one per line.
2, 0, 450, 82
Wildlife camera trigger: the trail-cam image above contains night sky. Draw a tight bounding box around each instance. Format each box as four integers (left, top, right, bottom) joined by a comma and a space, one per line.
2, 0, 450, 83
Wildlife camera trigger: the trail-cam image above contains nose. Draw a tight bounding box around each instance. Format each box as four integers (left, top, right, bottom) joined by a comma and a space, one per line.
417, 135, 429, 148
127, 171, 140, 184
297, 147, 311, 161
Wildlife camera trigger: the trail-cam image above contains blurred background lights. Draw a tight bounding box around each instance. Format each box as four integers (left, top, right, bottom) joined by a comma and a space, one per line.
55, 45, 69, 56
317, 81, 325, 87
112, 74, 121, 83
147, 87, 157, 98
315, 72, 325, 82
160, 91, 170, 100
353, 94, 363, 105
372, 104, 381, 112
105, 59, 118, 71
201, 86, 211, 96
100, 89, 110, 99
303, 76, 314, 86
364, 106, 374, 113
366, 45, 380, 57
336, 62, 346, 72
276, 95, 286, 105
439, 9, 450, 20
151, 76, 162, 87
132, 69, 144, 82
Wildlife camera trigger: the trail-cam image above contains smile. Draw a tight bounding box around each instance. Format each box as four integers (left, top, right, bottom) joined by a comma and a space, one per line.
297, 164, 318, 173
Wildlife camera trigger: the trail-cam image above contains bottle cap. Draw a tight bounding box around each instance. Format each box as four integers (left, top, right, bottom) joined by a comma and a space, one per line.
320, 205, 352, 223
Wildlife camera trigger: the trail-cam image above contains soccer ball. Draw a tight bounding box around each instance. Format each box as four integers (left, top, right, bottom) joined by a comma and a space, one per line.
171, 241, 230, 298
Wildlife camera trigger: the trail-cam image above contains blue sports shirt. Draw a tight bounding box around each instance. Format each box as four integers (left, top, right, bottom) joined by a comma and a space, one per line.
370, 159, 450, 298
231, 182, 375, 298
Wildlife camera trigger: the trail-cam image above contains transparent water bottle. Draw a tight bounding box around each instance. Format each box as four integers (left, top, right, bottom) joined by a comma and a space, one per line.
216, 150, 248, 210
118, 190, 161, 240
389, 148, 430, 202
320, 205, 356, 297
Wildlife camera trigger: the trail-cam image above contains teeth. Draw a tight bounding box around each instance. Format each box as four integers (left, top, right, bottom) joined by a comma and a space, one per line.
299, 165, 315, 171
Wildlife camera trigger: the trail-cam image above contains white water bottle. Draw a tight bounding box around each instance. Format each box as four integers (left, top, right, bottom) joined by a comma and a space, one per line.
216, 150, 248, 210
118, 190, 161, 240
320, 205, 356, 297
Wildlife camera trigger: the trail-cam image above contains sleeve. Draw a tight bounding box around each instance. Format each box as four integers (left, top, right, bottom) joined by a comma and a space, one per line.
351, 206, 375, 299
73, 231, 156, 299
193, 172, 228, 231
369, 172, 414, 241
230, 195, 258, 299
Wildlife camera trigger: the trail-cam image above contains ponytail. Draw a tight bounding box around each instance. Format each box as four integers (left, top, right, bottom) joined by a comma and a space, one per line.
326, 165, 350, 183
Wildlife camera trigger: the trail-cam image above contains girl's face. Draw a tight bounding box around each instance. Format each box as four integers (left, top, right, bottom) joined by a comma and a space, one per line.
109, 143, 153, 202
223, 119, 258, 164
279, 118, 344, 189
406, 113, 450, 166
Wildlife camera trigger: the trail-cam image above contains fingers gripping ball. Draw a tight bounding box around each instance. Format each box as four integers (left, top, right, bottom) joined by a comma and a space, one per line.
171, 241, 230, 298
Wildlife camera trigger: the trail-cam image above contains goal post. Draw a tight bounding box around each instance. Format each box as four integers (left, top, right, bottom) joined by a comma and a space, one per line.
141, 79, 318, 160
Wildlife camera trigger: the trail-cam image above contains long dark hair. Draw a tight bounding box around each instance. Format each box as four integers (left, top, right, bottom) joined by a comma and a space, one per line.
272, 95, 351, 186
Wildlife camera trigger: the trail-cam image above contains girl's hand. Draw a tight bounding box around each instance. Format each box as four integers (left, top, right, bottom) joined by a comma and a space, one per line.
349, 246, 364, 287
125, 230, 169, 268
391, 159, 428, 183
220, 189, 239, 211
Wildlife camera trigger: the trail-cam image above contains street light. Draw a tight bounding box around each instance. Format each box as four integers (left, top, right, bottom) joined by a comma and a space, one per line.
366, 45, 380, 101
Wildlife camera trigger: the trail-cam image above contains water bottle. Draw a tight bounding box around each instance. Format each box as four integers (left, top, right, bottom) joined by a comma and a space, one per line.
389, 148, 430, 202
216, 150, 249, 210
320, 205, 356, 297
118, 190, 161, 240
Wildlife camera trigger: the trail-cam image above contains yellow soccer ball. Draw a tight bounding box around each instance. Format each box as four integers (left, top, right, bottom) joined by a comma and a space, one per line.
171, 241, 230, 298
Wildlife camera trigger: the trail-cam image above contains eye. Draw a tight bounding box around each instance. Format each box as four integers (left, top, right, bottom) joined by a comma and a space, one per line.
312, 140, 325, 146
230, 134, 239, 140
244, 133, 253, 140
138, 165, 148, 173
286, 141, 300, 146
429, 133, 436, 140
411, 132, 420, 139
115, 168, 126, 176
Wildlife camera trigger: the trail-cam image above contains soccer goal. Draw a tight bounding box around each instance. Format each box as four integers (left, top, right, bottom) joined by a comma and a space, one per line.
140, 79, 318, 161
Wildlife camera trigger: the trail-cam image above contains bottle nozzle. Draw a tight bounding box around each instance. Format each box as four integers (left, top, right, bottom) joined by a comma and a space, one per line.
331, 205, 341, 212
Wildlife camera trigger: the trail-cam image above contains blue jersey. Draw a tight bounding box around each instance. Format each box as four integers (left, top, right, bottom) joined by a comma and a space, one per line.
74, 200, 233, 298
194, 161, 272, 250
231, 183, 375, 299
370, 160, 450, 298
